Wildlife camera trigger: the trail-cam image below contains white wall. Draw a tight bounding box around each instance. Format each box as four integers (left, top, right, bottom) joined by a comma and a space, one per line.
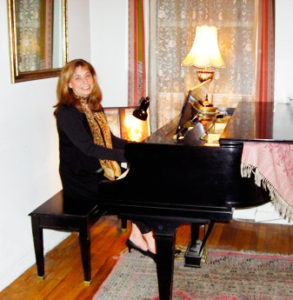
274, 0, 293, 102
0, 0, 129, 291
68, 0, 91, 61
89, 0, 129, 108
0, 0, 92, 291
1, 0, 292, 292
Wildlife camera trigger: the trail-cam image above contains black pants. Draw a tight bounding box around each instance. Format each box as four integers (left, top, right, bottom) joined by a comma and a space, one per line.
61, 168, 152, 234
133, 220, 152, 234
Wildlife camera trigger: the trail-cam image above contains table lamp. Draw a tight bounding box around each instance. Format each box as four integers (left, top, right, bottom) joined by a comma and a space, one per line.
182, 25, 225, 83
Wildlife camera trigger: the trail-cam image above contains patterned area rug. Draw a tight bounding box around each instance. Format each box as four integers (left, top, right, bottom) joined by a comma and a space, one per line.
93, 249, 293, 300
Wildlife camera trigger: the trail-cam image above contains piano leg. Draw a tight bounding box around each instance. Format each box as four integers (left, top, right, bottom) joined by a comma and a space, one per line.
118, 216, 127, 234
153, 222, 178, 300
184, 222, 214, 267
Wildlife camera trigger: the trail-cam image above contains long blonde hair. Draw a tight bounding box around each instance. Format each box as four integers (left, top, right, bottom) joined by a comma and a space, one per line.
54, 59, 102, 115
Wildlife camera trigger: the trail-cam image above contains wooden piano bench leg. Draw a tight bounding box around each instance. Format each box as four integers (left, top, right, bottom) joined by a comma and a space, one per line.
28, 191, 103, 283
79, 222, 91, 284
30, 216, 45, 278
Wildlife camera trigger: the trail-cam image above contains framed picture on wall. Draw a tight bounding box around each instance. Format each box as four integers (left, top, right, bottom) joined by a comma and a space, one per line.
104, 108, 121, 137
7, 0, 68, 83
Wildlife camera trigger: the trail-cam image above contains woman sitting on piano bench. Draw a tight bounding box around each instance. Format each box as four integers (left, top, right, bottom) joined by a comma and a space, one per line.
54, 59, 156, 259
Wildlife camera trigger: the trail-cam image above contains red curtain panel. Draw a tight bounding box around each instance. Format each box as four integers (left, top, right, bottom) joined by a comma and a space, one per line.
256, 0, 275, 138
256, 0, 275, 103
128, 0, 146, 106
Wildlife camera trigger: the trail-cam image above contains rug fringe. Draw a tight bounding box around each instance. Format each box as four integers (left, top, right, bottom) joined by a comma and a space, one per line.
241, 163, 293, 222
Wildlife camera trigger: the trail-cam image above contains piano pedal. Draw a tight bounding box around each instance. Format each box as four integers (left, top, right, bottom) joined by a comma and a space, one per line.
200, 248, 208, 264
184, 241, 203, 267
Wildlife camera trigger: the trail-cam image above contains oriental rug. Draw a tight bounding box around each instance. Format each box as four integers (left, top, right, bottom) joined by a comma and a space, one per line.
93, 249, 293, 300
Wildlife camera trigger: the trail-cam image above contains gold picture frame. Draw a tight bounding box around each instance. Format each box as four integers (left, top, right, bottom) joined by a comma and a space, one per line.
7, 0, 68, 83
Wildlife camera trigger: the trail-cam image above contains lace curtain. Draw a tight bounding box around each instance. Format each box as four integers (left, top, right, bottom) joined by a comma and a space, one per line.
16, 0, 54, 72
148, 0, 274, 131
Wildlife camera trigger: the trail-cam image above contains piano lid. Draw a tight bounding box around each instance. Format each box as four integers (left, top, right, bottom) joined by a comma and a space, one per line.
220, 102, 293, 145
146, 101, 293, 147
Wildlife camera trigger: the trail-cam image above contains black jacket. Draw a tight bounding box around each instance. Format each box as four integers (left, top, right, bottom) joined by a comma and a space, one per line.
56, 105, 127, 203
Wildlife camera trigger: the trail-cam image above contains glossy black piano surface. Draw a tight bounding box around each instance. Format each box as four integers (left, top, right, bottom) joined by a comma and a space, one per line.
221, 101, 293, 144
98, 101, 293, 300
99, 102, 293, 211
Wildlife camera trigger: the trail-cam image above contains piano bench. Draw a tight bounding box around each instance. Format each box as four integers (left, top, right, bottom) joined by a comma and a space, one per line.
28, 190, 104, 284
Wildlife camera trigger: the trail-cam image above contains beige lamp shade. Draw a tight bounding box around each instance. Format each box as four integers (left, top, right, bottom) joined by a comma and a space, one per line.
182, 25, 225, 68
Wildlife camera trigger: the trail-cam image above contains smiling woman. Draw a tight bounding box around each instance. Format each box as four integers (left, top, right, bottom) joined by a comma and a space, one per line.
53, 58, 156, 258
7, 0, 67, 83
68, 67, 94, 98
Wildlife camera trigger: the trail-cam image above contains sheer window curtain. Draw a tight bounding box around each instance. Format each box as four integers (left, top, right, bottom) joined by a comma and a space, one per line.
147, 0, 275, 131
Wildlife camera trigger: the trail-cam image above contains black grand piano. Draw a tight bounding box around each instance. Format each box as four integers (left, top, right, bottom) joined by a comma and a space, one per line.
98, 95, 293, 300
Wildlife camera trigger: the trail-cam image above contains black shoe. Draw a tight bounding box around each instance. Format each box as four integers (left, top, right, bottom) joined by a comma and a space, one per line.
146, 250, 157, 262
126, 239, 157, 262
126, 239, 149, 256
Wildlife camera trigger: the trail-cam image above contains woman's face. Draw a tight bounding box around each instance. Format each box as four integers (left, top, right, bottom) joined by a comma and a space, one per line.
68, 66, 94, 98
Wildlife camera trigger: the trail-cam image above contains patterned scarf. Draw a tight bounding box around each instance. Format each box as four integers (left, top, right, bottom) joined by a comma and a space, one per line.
79, 98, 121, 181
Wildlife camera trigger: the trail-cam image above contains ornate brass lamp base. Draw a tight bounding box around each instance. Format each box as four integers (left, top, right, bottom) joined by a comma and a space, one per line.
197, 70, 215, 83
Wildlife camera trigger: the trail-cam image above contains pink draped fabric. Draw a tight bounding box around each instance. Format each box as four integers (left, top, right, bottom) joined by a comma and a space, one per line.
241, 142, 293, 220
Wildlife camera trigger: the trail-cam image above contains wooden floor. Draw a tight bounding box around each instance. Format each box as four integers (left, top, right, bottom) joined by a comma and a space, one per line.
1, 216, 293, 300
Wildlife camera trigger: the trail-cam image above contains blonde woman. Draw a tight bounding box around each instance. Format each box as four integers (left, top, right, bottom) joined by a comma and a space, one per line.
54, 59, 156, 258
